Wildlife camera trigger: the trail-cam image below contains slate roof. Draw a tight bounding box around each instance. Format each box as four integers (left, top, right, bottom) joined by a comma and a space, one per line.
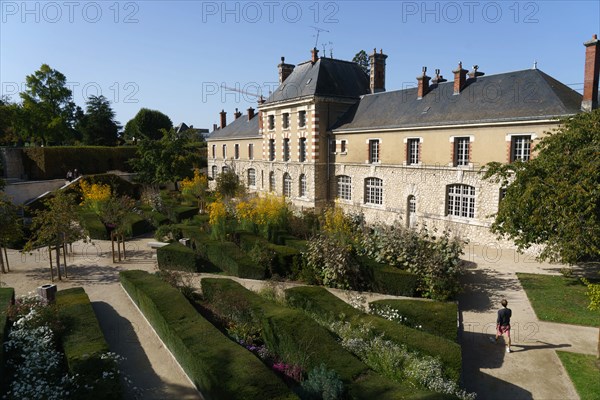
331, 69, 582, 132
265, 57, 370, 104
207, 114, 260, 140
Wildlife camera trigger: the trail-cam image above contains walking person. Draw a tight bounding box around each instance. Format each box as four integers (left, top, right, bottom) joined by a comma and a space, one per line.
491, 299, 512, 352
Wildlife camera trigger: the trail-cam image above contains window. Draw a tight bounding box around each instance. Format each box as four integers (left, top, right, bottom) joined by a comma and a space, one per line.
282, 113, 290, 129
211, 165, 217, 179
222, 144, 227, 159
268, 115, 275, 130
283, 138, 290, 161
369, 139, 380, 163
234, 144, 240, 159
211, 145, 216, 159
365, 177, 383, 205
407, 138, 420, 165
340, 140, 347, 153
222, 166, 229, 174
299, 137, 307, 162
269, 139, 275, 161
298, 110, 306, 127
283, 173, 292, 197
511, 135, 531, 162
407, 195, 416, 228
330, 139, 336, 153
454, 137, 470, 166
269, 172, 275, 192
336, 175, 352, 201
447, 184, 475, 218
248, 143, 254, 160
247, 168, 256, 187
299, 174, 307, 197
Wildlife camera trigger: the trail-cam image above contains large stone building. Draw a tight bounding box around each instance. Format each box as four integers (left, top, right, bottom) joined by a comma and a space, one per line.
207, 35, 599, 244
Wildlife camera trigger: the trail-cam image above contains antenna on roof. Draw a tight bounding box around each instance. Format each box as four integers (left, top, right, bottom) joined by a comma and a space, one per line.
532, 60, 538, 70
321, 41, 334, 58
310, 26, 329, 49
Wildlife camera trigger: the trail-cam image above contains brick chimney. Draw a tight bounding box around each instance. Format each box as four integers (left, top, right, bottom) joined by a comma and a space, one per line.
452, 62, 468, 95
431, 69, 447, 85
468, 65, 485, 79
234, 108, 242, 120
417, 67, 431, 99
278, 56, 295, 84
311, 47, 319, 63
247, 107, 255, 120
582, 34, 600, 112
213, 123, 218, 131
219, 109, 227, 129
370, 48, 388, 94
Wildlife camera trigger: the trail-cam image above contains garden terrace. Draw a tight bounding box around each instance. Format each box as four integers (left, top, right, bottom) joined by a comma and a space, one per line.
200, 278, 446, 399
284, 286, 462, 382
119, 270, 297, 400
0, 287, 15, 394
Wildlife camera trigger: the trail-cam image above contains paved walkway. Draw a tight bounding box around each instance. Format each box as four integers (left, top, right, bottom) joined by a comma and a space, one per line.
459, 245, 598, 399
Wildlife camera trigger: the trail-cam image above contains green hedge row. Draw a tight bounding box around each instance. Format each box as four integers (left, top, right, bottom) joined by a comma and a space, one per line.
55, 287, 121, 399
0, 288, 14, 395
79, 211, 153, 240
119, 270, 296, 400
284, 286, 462, 383
370, 299, 458, 342
236, 232, 302, 277
358, 256, 419, 297
201, 278, 442, 400
22, 147, 137, 180
203, 240, 265, 279
169, 206, 199, 223
157, 242, 203, 272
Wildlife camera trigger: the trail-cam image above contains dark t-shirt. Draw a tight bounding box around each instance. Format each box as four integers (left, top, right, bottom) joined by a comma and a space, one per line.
497, 307, 512, 326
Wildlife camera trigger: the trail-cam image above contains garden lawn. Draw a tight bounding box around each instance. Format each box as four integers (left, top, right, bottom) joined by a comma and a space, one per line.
517, 273, 600, 326
557, 351, 600, 400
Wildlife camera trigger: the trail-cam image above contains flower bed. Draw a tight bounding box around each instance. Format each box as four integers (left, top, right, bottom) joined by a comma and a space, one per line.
120, 270, 297, 400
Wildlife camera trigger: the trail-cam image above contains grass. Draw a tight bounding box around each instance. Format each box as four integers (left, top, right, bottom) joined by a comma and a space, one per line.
517, 273, 600, 327
557, 351, 600, 399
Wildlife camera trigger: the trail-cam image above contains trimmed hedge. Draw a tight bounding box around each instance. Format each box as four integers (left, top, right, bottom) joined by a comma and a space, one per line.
284, 286, 462, 383
236, 232, 302, 277
169, 206, 199, 223
204, 240, 265, 279
370, 299, 458, 342
157, 242, 202, 272
119, 270, 297, 400
0, 288, 15, 395
358, 256, 419, 296
201, 278, 443, 400
126, 213, 153, 237
80, 212, 109, 240
22, 147, 137, 180
56, 287, 121, 399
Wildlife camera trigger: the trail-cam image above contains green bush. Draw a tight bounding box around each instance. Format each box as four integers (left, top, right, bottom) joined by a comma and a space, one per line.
284, 286, 462, 383
76, 174, 140, 199
358, 256, 419, 297
169, 206, 199, 223
236, 232, 301, 277
157, 242, 202, 272
0, 288, 15, 395
119, 270, 296, 400
22, 147, 137, 180
204, 240, 265, 279
79, 211, 109, 240
55, 287, 121, 399
201, 278, 439, 399
126, 213, 153, 237
370, 299, 458, 342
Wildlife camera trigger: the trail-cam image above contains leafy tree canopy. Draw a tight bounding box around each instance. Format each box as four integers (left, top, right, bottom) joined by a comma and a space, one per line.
77, 95, 121, 146
352, 50, 369, 76
124, 108, 172, 141
484, 109, 600, 264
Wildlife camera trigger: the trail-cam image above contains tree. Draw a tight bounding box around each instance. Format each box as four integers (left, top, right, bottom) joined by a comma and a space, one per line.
352, 50, 370, 76
19, 64, 76, 145
0, 194, 22, 273
77, 95, 120, 146
484, 109, 600, 264
215, 168, 243, 199
124, 108, 172, 141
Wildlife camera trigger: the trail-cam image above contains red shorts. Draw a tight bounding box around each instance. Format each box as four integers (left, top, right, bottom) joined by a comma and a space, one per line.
497, 324, 511, 337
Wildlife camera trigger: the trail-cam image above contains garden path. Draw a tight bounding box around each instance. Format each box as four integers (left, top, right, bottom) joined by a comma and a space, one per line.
459, 245, 598, 400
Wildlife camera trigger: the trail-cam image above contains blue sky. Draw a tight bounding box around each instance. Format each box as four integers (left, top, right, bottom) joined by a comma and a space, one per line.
1, 1, 599, 131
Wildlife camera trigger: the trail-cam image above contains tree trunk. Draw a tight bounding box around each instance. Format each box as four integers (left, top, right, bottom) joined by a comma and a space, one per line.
0, 246, 5, 273
3, 246, 9, 272
48, 246, 54, 282
63, 242, 68, 278
55, 242, 62, 280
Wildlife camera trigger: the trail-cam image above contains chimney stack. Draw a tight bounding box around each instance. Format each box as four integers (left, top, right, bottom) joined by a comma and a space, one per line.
278, 56, 295, 84
452, 62, 468, 95
417, 67, 431, 99
582, 34, 600, 112
311, 47, 319, 63
219, 110, 227, 129
247, 107, 255, 120
468, 65, 485, 79
369, 48, 388, 94
213, 123, 218, 131
431, 69, 447, 85
234, 108, 242, 120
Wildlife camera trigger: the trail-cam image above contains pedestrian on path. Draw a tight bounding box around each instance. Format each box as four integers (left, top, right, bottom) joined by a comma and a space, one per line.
491, 299, 512, 352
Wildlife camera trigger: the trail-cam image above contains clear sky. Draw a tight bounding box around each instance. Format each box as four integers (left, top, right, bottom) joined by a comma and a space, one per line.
1, 1, 599, 131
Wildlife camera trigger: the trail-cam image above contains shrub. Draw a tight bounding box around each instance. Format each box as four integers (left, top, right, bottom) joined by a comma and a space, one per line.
56, 288, 121, 399
79, 211, 109, 240
0, 288, 15, 394
358, 256, 419, 296
170, 206, 199, 223
157, 242, 201, 272
236, 232, 301, 277
120, 270, 296, 400
204, 240, 265, 279
304, 234, 362, 290
126, 213, 153, 237
300, 364, 345, 400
